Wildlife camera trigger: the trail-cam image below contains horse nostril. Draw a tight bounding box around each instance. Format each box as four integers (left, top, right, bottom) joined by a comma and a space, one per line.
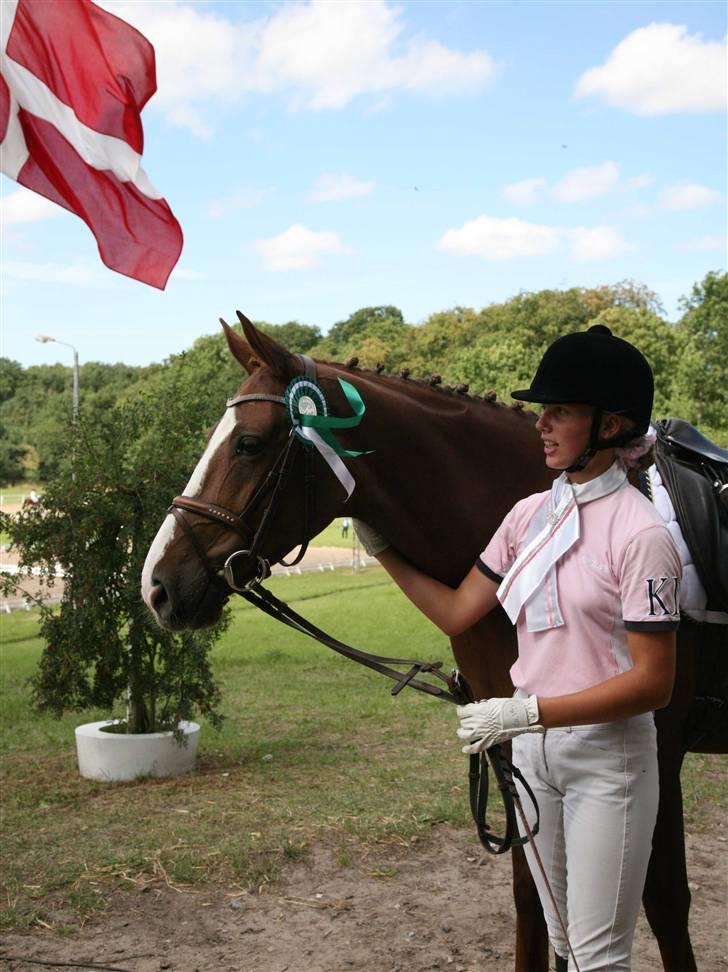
149, 580, 168, 614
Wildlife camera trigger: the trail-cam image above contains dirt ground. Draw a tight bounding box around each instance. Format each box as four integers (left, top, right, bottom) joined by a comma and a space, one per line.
1, 816, 726, 972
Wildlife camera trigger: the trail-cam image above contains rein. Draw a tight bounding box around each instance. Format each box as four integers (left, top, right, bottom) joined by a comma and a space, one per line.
167, 354, 540, 856
238, 580, 540, 856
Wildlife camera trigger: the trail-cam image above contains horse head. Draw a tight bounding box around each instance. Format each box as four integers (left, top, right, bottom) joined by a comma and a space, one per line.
144, 313, 551, 633
142, 313, 354, 630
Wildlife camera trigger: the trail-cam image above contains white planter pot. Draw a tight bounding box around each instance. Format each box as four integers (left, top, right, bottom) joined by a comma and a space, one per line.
75, 720, 200, 782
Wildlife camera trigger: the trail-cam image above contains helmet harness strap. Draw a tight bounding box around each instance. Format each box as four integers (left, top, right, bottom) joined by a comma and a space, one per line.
564, 407, 602, 473
564, 407, 643, 474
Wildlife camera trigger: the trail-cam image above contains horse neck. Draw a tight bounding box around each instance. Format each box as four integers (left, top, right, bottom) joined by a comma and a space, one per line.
326, 367, 553, 585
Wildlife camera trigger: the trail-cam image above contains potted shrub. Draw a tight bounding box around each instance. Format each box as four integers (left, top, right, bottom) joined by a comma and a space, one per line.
1, 376, 228, 781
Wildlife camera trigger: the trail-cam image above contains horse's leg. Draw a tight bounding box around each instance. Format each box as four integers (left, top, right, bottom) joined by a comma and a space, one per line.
452, 613, 549, 972
642, 627, 698, 972
512, 845, 550, 972
643, 722, 696, 971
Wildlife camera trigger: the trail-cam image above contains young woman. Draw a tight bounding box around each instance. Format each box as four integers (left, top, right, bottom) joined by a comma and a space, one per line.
355, 325, 681, 972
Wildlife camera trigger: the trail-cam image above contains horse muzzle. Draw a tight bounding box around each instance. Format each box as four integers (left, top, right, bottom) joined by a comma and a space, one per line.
146, 560, 229, 631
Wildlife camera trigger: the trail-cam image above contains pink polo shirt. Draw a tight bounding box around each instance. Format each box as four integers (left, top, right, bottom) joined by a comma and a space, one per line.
478, 480, 681, 697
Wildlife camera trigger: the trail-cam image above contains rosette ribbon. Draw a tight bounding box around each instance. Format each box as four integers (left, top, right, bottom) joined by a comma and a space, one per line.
285, 377, 372, 500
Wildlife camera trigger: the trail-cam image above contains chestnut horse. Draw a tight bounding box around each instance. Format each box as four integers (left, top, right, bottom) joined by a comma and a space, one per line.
143, 315, 726, 972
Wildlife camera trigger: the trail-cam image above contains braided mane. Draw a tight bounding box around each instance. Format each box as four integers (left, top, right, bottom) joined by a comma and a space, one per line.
321, 355, 537, 416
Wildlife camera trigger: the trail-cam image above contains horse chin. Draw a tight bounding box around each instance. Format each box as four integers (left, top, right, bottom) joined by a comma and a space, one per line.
166, 595, 226, 632
152, 570, 229, 632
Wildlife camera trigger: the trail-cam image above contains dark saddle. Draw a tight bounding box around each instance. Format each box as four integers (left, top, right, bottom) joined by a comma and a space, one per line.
654, 418, 728, 615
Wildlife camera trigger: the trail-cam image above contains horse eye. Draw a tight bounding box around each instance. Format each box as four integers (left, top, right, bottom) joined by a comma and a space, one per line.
235, 435, 264, 457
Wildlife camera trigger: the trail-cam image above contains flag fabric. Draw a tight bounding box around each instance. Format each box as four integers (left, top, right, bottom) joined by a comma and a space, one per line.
0, 0, 182, 289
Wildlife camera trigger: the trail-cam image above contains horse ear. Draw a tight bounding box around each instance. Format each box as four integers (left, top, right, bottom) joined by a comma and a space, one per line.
236, 310, 299, 379
220, 317, 258, 374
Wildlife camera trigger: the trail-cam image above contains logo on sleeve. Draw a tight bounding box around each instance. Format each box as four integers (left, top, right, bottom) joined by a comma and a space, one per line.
646, 577, 680, 617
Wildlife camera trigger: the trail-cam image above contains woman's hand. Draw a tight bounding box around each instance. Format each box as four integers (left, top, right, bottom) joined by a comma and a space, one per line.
456, 696, 544, 753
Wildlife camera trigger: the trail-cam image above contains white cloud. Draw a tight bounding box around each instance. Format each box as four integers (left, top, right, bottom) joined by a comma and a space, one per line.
207, 187, 269, 219
502, 165, 655, 209
679, 234, 728, 252
575, 23, 727, 115
438, 215, 631, 263
628, 174, 655, 190
438, 215, 561, 261
502, 177, 546, 206
102, 1, 495, 135
552, 161, 620, 203
255, 223, 352, 270
309, 173, 375, 202
568, 226, 633, 262
164, 104, 213, 140
0, 187, 62, 224
660, 183, 723, 210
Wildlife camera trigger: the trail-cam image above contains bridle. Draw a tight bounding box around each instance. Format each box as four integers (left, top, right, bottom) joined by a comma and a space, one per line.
169, 354, 319, 592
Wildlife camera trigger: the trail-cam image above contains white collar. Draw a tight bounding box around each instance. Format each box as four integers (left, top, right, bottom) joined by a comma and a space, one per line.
497, 461, 627, 631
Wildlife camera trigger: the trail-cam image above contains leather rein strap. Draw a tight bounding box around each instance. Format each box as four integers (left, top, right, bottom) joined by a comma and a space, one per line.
238, 581, 539, 855
167, 355, 539, 856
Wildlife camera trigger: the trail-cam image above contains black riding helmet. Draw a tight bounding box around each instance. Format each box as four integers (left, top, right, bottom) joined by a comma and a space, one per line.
511, 324, 654, 471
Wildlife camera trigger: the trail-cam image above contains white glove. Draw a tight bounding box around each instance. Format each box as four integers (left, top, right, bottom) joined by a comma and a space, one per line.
456, 696, 544, 754
353, 519, 390, 557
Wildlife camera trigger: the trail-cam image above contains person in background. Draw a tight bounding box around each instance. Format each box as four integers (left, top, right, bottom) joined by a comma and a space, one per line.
355, 325, 681, 972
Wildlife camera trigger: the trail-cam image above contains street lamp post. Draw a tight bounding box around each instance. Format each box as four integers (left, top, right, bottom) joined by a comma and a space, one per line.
34, 335, 80, 420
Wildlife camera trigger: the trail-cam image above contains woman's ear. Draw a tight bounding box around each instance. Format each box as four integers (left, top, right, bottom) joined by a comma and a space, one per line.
601, 412, 630, 439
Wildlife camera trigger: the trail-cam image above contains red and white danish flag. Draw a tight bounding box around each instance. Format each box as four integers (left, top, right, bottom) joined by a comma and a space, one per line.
0, 0, 182, 289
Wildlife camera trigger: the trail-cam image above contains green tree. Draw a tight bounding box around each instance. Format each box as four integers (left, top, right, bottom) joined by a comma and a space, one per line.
0, 358, 23, 402
448, 334, 543, 402
407, 307, 480, 376
2, 382, 227, 734
257, 320, 322, 353
314, 305, 408, 361
589, 306, 677, 417
672, 271, 728, 442
0, 420, 26, 484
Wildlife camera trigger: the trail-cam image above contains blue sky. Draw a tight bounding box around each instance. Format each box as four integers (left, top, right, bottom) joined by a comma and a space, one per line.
2, 0, 726, 368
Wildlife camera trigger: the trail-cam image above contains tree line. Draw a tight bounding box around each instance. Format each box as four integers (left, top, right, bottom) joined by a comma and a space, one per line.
1, 271, 725, 484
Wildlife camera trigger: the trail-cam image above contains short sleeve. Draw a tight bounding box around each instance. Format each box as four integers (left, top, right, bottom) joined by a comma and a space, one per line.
478, 501, 524, 580
619, 525, 682, 631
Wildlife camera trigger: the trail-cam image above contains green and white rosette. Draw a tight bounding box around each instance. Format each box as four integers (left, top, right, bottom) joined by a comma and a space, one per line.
284, 376, 371, 499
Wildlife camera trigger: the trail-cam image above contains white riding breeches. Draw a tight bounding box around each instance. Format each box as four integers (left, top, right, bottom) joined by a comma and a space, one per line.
511, 712, 659, 972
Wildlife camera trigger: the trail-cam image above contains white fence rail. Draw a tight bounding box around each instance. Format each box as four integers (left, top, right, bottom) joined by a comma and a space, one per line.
1, 555, 374, 613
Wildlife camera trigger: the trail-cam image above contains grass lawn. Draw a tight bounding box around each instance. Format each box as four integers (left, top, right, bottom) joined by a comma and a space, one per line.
310, 518, 356, 548
1, 569, 726, 930
0, 569, 468, 928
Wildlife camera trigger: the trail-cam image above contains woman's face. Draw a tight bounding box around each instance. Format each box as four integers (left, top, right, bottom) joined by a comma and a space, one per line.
535, 403, 594, 471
